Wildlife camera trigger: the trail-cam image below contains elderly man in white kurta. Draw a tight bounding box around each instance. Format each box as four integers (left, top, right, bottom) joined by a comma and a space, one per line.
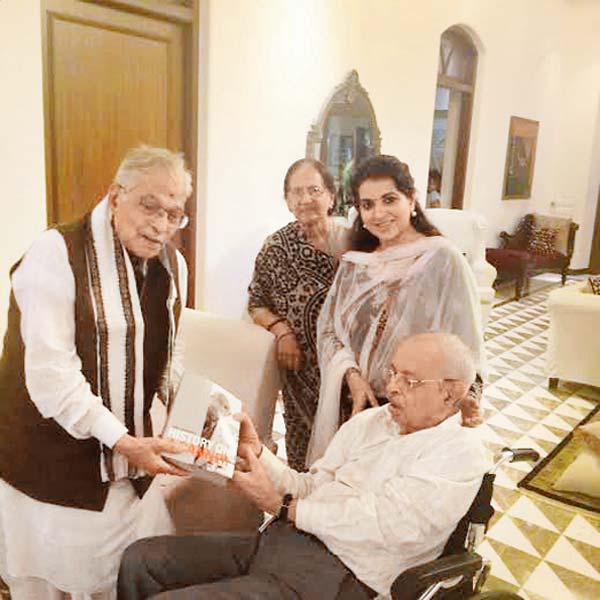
118, 332, 489, 600
0, 146, 192, 599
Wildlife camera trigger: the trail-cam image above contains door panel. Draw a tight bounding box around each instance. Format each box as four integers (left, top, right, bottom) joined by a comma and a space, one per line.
42, 0, 196, 302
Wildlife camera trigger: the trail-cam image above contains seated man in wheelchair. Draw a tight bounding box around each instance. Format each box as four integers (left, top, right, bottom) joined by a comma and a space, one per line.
118, 332, 489, 600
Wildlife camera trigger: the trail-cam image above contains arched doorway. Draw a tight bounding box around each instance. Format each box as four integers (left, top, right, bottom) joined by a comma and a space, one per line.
427, 26, 478, 210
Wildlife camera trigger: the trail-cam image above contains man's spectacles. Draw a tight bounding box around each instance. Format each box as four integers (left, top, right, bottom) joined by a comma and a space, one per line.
118, 185, 189, 229
288, 185, 324, 201
384, 368, 453, 391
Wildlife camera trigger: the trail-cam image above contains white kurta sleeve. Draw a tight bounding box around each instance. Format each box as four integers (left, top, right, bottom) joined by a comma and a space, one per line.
12, 229, 127, 447
260, 416, 354, 499
295, 432, 485, 557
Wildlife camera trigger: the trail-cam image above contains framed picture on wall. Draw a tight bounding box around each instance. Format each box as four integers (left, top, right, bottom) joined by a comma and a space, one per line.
502, 116, 539, 200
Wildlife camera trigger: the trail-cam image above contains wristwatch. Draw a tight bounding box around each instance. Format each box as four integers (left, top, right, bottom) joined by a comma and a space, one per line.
278, 493, 293, 521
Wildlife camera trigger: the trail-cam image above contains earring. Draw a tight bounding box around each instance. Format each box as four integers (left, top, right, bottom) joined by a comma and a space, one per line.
411, 210, 417, 218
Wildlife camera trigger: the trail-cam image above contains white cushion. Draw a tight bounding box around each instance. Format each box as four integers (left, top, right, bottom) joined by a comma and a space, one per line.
553, 450, 600, 498
578, 422, 600, 455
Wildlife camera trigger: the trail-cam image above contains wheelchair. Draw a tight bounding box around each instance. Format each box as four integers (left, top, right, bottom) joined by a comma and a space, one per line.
390, 447, 540, 600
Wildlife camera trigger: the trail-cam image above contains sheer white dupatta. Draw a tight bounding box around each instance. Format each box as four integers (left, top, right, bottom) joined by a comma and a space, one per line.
306, 236, 484, 466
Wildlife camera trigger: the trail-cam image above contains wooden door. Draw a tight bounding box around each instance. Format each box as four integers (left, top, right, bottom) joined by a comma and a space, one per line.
42, 0, 197, 303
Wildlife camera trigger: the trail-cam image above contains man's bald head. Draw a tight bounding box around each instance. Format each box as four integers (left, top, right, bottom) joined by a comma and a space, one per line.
385, 333, 478, 434
397, 332, 476, 386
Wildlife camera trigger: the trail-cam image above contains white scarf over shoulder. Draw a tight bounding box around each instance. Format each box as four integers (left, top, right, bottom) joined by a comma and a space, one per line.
88, 198, 179, 482
307, 236, 484, 466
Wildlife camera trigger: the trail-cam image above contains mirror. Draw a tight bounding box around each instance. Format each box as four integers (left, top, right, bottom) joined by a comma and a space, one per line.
306, 70, 381, 214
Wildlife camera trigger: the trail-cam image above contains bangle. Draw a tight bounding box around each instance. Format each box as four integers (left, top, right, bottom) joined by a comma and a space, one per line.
266, 317, 286, 332
276, 331, 294, 343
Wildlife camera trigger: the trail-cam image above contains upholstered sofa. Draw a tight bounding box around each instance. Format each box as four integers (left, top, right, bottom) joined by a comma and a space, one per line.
425, 208, 497, 326
547, 281, 600, 388
154, 308, 280, 534
486, 213, 579, 299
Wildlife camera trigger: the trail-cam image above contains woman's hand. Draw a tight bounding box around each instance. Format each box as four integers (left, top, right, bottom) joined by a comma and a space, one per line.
277, 332, 302, 371
270, 320, 302, 371
346, 369, 378, 416
461, 379, 483, 427
250, 310, 302, 370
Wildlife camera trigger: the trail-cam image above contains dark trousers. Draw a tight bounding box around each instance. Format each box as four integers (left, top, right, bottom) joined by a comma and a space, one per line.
117, 520, 376, 599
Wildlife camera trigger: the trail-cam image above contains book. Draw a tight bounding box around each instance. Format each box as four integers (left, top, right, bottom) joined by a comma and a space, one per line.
161, 372, 242, 481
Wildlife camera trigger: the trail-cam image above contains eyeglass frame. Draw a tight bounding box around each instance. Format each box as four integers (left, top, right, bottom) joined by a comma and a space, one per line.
384, 367, 458, 391
117, 184, 189, 229
287, 185, 325, 201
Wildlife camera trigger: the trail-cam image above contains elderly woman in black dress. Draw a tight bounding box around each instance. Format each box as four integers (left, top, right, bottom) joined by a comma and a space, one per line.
247, 159, 345, 471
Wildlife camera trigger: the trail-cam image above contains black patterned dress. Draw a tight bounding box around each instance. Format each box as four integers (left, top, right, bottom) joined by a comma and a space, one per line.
248, 222, 338, 471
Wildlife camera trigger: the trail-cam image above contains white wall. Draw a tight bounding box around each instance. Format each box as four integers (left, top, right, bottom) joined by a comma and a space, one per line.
462, 0, 566, 243
1, 0, 599, 321
201, 0, 600, 315
202, 0, 442, 313
535, 0, 600, 267
0, 0, 47, 333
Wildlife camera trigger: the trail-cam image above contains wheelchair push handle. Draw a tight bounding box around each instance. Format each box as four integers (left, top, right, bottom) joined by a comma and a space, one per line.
501, 447, 540, 463
490, 447, 539, 474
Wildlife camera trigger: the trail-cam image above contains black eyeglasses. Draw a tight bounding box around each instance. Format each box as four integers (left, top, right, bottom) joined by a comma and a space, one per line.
118, 185, 189, 229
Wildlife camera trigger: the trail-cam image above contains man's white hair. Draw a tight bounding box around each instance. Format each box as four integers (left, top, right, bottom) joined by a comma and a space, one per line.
408, 332, 476, 385
114, 145, 193, 199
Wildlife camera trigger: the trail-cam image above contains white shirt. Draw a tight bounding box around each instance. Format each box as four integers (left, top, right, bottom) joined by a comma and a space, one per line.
260, 406, 489, 597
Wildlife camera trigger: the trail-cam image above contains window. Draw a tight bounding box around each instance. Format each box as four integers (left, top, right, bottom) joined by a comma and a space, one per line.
427, 27, 478, 210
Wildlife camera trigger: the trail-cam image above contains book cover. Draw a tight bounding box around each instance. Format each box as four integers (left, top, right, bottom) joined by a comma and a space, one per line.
162, 372, 241, 480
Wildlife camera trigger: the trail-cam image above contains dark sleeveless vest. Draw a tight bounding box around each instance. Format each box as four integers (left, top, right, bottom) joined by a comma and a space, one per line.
0, 215, 182, 511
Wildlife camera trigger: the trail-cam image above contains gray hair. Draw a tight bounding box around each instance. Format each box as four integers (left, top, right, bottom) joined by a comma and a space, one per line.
114, 145, 193, 199
439, 333, 477, 384
408, 332, 476, 385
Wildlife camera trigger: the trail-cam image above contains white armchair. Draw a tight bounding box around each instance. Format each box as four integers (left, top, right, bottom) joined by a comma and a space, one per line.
425, 208, 497, 326
157, 308, 280, 534
547, 281, 600, 388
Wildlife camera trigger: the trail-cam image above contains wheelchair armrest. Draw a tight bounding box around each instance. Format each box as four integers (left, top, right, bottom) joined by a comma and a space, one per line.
391, 552, 482, 600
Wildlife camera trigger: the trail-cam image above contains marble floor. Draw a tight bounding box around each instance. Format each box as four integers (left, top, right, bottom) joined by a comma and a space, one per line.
478, 281, 600, 599
271, 277, 600, 599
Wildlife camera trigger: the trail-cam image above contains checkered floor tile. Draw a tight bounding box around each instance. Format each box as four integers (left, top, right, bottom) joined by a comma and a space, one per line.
272, 281, 600, 600
480, 284, 600, 600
